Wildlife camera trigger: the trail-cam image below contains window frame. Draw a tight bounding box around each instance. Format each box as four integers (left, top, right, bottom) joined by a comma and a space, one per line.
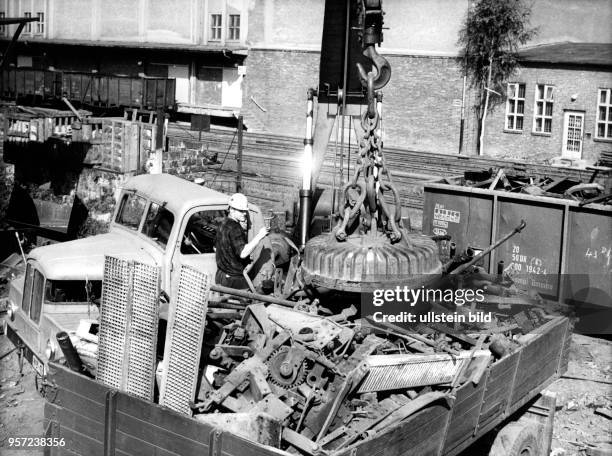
596, 88, 612, 141
0, 12, 6, 36
180, 209, 226, 255
228, 14, 240, 41
210, 13, 222, 41
29, 268, 44, 324
24, 11, 32, 34
21, 263, 34, 316
141, 201, 175, 250
505, 83, 526, 132
35, 11, 44, 35
532, 84, 554, 134
114, 192, 148, 231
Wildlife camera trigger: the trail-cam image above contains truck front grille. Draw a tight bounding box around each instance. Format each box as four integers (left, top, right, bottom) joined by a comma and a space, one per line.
97, 256, 160, 401
159, 266, 211, 416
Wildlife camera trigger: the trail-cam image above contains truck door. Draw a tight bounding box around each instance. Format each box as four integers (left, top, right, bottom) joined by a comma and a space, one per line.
169, 206, 226, 300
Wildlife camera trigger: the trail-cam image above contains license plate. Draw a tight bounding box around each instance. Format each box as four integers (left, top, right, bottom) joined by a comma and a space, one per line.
32, 355, 45, 377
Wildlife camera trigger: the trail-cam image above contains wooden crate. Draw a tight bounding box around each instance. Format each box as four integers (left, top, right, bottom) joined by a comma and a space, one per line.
95, 118, 160, 173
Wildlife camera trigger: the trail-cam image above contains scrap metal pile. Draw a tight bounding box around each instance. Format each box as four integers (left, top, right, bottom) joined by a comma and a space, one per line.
463, 168, 612, 206
185, 290, 549, 454
55, 250, 557, 455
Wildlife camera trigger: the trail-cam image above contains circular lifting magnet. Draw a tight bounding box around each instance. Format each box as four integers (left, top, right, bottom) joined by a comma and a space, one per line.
302, 230, 442, 293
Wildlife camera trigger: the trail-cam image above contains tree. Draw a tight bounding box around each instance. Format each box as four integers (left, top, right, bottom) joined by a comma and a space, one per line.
458, 0, 538, 155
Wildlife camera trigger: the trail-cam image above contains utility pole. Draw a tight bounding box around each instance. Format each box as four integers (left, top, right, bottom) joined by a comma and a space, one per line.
479, 52, 493, 156
236, 115, 243, 192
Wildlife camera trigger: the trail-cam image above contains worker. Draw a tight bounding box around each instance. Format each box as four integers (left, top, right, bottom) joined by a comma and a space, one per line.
215, 193, 269, 289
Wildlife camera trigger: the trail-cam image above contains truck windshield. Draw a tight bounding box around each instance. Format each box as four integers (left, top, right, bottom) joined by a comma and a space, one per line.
141, 202, 175, 249
45, 279, 102, 304
115, 193, 147, 230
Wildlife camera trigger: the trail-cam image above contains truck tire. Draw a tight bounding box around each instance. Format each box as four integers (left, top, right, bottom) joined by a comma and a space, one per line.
489, 422, 540, 456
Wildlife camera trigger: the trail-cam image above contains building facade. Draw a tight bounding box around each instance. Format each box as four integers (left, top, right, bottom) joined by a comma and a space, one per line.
482, 44, 612, 164
0, 0, 250, 116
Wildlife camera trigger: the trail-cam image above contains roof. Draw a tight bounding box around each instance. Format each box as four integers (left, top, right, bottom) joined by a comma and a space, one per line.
122, 173, 230, 216
0, 37, 248, 55
29, 232, 158, 280
519, 42, 612, 67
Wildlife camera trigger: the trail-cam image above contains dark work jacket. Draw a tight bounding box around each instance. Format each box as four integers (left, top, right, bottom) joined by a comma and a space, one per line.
215, 217, 249, 276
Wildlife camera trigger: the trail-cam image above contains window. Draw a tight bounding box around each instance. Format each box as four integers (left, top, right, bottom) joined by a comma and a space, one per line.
115, 193, 147, 230
36, 12, 44, 34
210, 14, 222, 41
20, 264, 44, 323
24, 12, 32, 33
195, 66, 223, 106
181, 210, 225, 254
30, 269, 44, 324
141, 202, 175, 249
22, 264, 34, 315
533, 84, 554, 133
596, 89, 612, 139
228, 14, 240, 40
45, 280, 102, 304
505, 83, 525, 131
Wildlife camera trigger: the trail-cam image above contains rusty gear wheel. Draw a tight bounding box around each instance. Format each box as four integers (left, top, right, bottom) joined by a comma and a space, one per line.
266, 346, 308, 388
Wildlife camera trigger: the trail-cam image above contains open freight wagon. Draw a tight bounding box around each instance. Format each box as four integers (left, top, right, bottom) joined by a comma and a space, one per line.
42, 313, 570, 456
422, 182, 612, 333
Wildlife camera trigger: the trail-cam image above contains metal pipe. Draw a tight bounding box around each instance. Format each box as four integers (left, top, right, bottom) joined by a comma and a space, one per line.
450, 220, 526, 275
56, 331, 86, 374
497, 260, 505, 280
302, 89, 315, 191
210, 284, 298, 308
298, 189, 313, 249
61, 97, 83, 121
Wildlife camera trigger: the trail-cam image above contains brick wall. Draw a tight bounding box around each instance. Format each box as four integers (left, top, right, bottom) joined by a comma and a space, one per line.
382, 55, 465, 153
482, 65, 612, 163
242, 49, 468, 154
242, 49, 320, 136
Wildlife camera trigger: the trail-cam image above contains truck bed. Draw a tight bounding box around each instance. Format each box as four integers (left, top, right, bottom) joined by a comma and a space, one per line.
42, 315, 571, 456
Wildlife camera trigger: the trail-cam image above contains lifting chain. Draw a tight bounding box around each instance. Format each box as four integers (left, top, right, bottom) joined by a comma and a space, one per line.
335, 72, 402, 243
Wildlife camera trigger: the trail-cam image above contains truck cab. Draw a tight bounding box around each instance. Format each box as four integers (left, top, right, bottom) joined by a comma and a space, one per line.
5, 173, 269, 378
4, 255, 101, 383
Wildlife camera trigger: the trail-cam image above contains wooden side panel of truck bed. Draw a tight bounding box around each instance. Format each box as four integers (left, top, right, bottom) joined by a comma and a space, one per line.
44, 316, 571, 456
43, 365, 286, 456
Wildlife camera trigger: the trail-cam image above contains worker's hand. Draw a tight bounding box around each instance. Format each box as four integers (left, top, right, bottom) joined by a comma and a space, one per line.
257, 226, 270, 240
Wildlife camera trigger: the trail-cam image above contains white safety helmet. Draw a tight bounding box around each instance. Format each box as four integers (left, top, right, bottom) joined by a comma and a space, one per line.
228, 193, 249, 211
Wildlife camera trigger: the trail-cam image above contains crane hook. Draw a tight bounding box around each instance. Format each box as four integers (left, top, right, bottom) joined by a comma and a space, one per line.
356, 44, 391, 91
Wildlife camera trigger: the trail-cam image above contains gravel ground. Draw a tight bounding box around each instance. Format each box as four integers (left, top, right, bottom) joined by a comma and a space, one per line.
0, 323, 610, 456
0, 327, 44, 456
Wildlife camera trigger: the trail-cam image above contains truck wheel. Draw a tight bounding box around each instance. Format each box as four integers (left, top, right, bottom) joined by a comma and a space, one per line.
489, 422, 540, 456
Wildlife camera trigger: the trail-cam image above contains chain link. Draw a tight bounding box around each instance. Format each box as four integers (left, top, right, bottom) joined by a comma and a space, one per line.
335, 71, 402, 243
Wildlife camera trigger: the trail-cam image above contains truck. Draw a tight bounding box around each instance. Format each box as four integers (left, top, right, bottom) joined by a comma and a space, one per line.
4, 173, 273, 384
6, 1, 574, 454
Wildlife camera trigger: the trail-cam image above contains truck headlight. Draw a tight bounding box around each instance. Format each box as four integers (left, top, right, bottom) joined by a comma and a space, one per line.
6, 302, 17, 321
45, 339, 59, 362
